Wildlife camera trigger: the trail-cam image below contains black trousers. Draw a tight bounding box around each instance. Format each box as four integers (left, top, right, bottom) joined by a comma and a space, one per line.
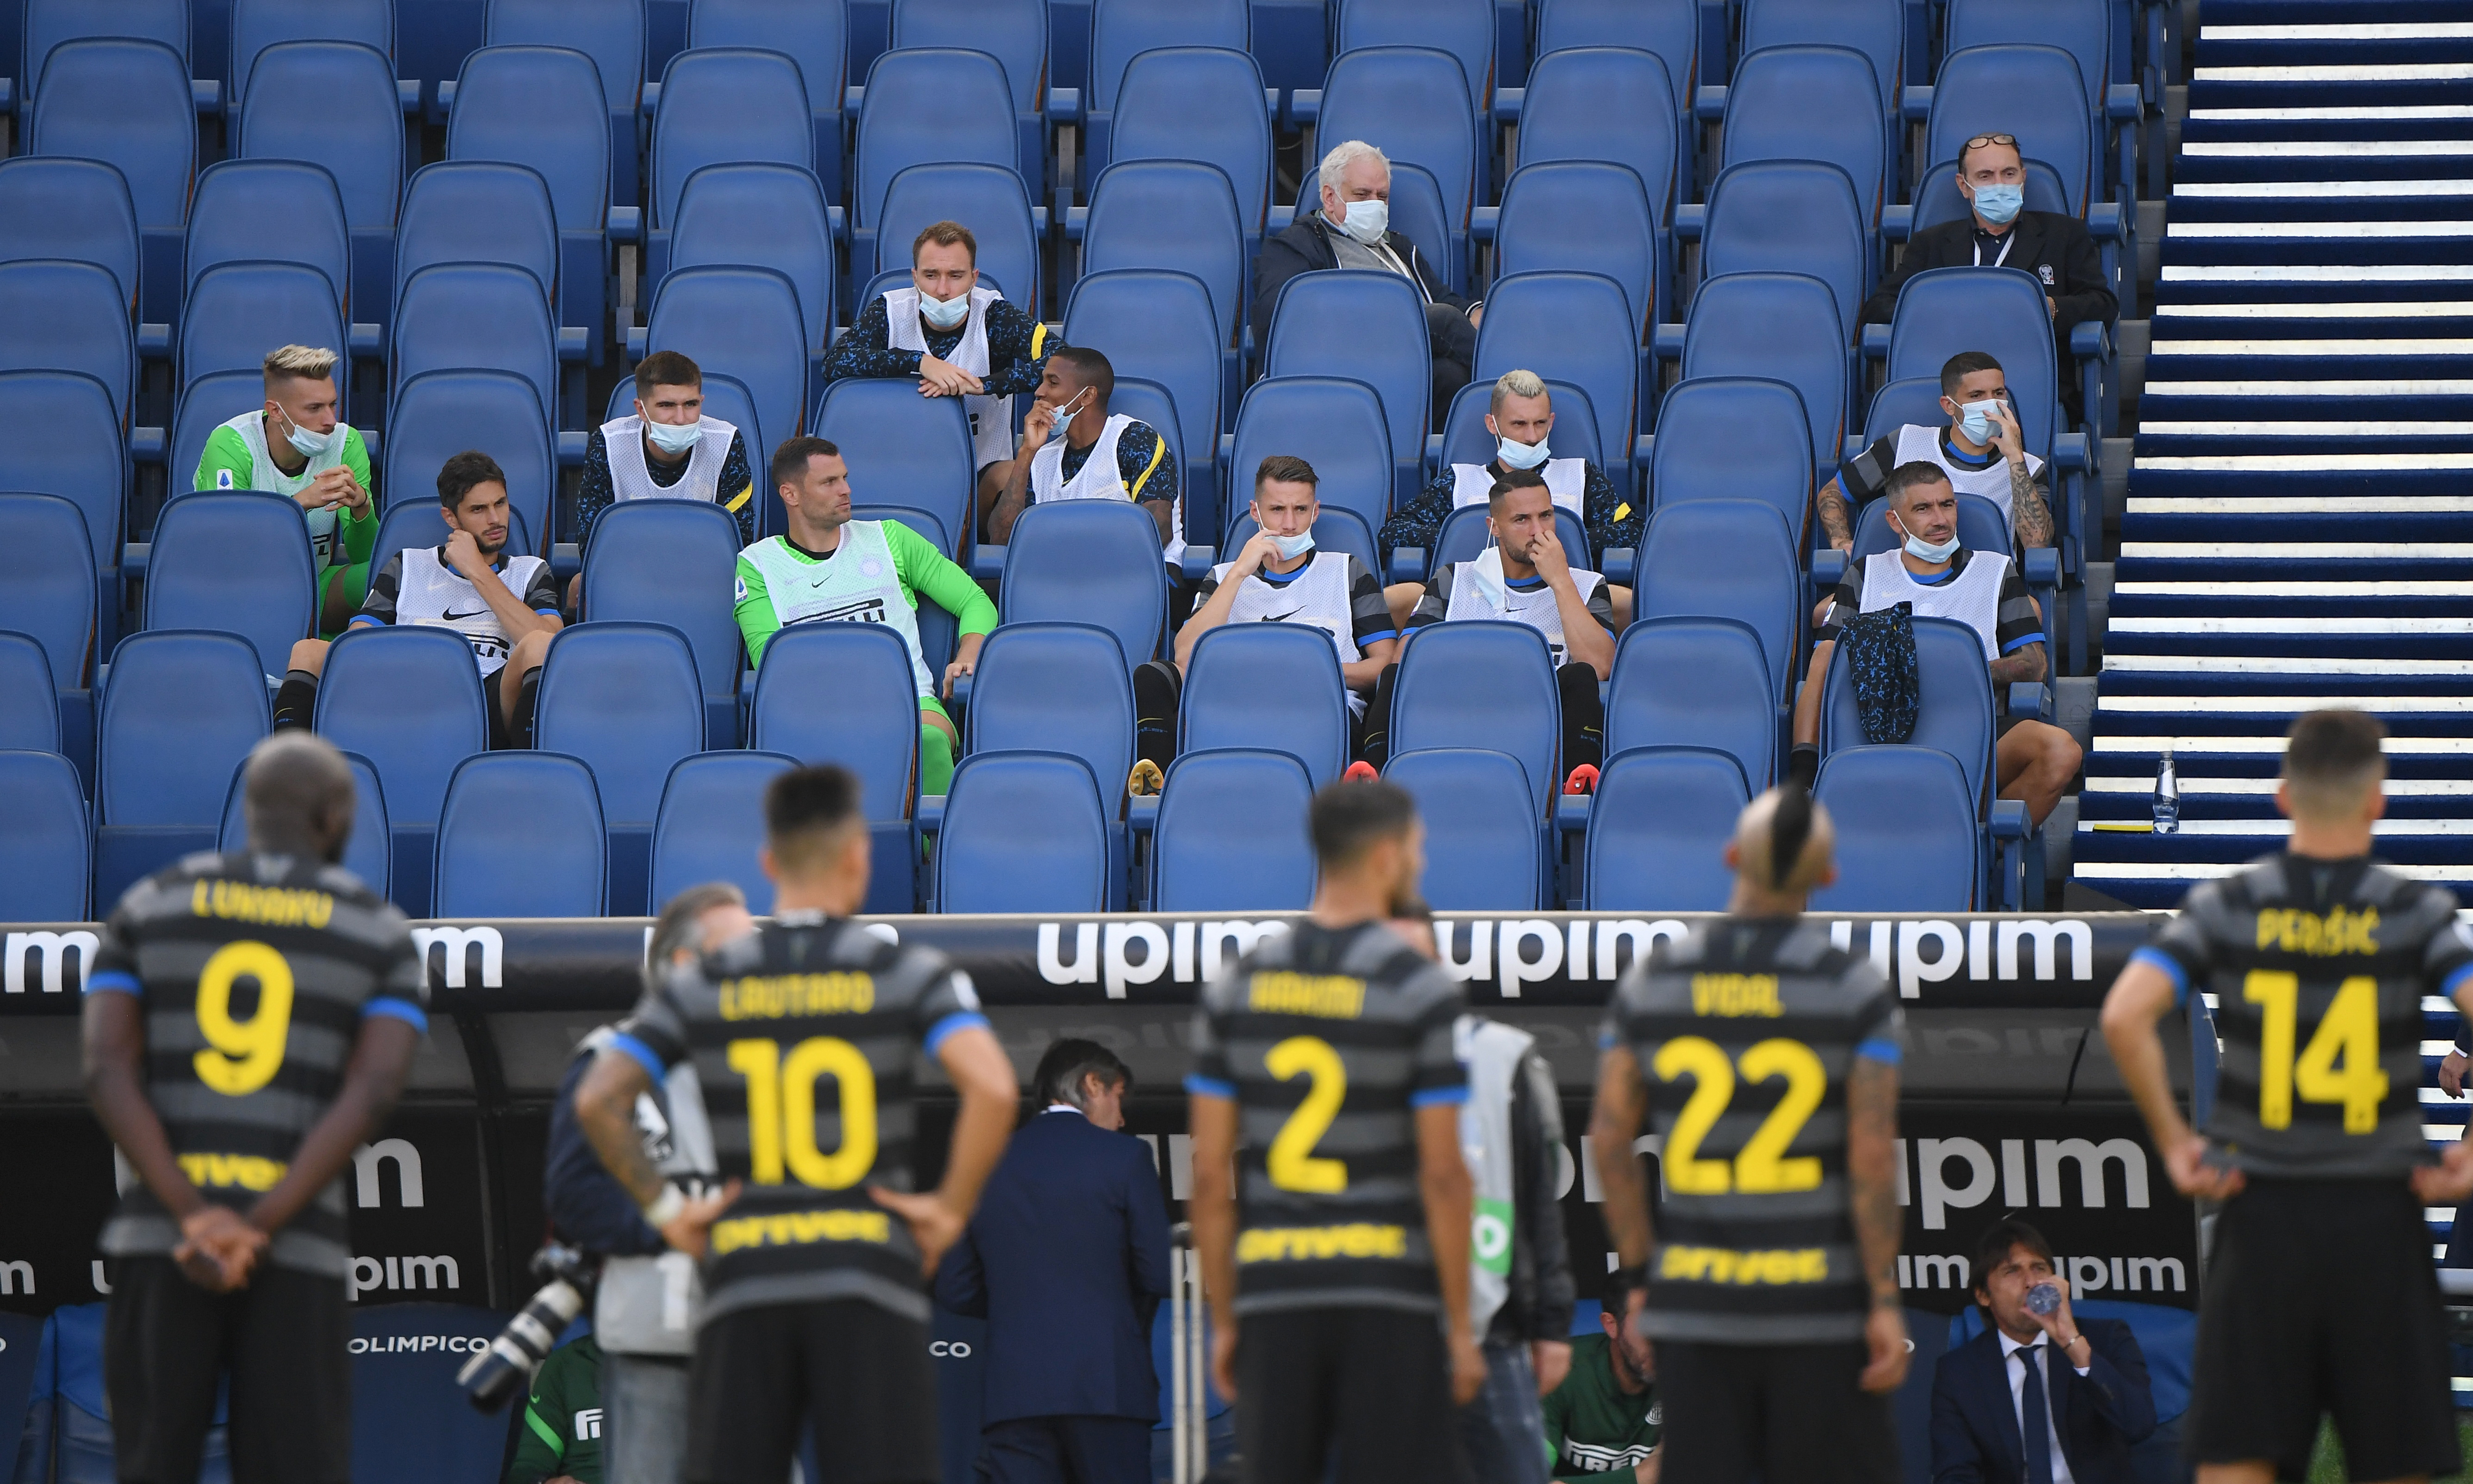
1357, 659, 1603, 775
1427, 302, 1476, 415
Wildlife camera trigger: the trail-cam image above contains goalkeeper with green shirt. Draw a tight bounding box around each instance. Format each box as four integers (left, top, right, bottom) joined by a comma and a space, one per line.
736, 436, 995, 798
1543, 1269, 1663, 1483
191, 345, 376, 636
505, 1333, 604, 1484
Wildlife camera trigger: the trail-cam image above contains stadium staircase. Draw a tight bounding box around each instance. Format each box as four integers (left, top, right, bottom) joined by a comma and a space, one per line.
2068, 0, 2473, 911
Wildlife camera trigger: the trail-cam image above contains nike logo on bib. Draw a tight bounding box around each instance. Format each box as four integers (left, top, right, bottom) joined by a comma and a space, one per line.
1261, 607, 1305, 623
440, 607, 491, 621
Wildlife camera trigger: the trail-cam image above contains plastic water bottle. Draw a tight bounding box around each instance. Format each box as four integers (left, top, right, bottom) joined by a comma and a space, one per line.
2025, 1281, 2063, 1316
2152, 747, 2181, 836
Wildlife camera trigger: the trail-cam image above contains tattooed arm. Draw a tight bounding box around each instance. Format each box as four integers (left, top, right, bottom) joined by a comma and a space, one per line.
2010, 462, 2055, 549
1816, 474, 1855, 552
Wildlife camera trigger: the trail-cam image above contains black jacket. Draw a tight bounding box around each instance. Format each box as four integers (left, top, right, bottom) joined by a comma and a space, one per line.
1858, 210, 2115, 336
1252, 209, 1471, 349
1495, 1041, 1578, 1346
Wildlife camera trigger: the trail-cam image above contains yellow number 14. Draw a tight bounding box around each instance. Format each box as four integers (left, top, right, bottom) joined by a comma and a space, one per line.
2243, 971, 2387, 1133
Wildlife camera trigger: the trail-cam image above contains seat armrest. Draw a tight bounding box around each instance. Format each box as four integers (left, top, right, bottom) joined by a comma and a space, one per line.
122, 542, 151, 577
624, 325, 648, 363
557, 431, 588, 467
1989, 798, 2030, 839
130, 427, 167, 465
1424, 432, 1444, 467
1860, 323, 1891, 360
2069, 320, 2111, 359
1812, 548, 1846, 591
1493, 87, 1525, 126
639, 80, 661, 116
915, 794, 946, 838
1651, 322, 1687, 361
551, 542, 581, 580
1470, 205, 1499, 242
968, 545, 1006, 583
1632, 434, 1655, 474
948, 672, 973, 709
348, 322, 383, 360
2104, 81, 2141, 121
1064, 204, 1089, 241
358, 425, 381, 466
2006, 682, 2051, 722
2052, 430, 2092, 474
1672, 203, 1706, 242
1601, 547, 1635, 587
1046, 86, 1080, 123
1288, 89, 1321, 127
2023, 547, 2059, 588
557, 326, 588, 363
193, 79, 222, 113
137, 322, 172, 360
2087, 201, 2126, 244
398, 78, 421, 115
0, 78, 16, 113
434, 79, 457, 113
1267, 203, 1294, 234
1880, 203, 1913, 243
606, 206, 642, 242
1844, 433, 1869, 465
1556, 793, 1591, 836
1693, 84, 1726, 123
844, 85, 864, 120
1390, 546, 1427, 585
1181, 546, 1216, 582
1127, 793, 1159, 837
1901, 84, 1932, 121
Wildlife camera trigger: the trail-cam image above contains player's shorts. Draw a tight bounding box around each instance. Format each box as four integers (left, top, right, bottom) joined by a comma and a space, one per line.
917, 695, 952, 727
1234, 1305, 1475, 1484
1651, 1337, 1899, 1484
686, 1298, 939, 1484
2188, 1176, 2459, 1481
104, 1256, 352, 1484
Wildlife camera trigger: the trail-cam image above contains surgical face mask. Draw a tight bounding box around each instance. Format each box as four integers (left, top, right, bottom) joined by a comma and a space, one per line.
1970, 182, 2024, 225
277, 406, 338, 459
1896, 518, 1962, 563
643, 416, 703, 456
1270, 530, 1316, 560
1495, 432, 1552, 470
1335, 197, 1389, 245
1955, 399, 2005, 444
917, 289, 972, 330
1051, 386, 1093, 424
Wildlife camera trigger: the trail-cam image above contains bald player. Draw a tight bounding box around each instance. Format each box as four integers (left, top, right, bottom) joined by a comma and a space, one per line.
1589, 787, 1908, 1484
83, 732, 427, 1484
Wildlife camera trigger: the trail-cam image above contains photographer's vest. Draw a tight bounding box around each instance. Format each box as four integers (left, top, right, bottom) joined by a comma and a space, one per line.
394, 547, 551, 677
1440, 548, 1605, 668
1448, 458, 1586, 516
1030, 412, 1183, 566
1456, 1016, 1533, 1337
587, 1026, 719, 1356
740, 523, 934, 696
1856, 548, 2009, 661
600, 414, 737, 505
884, 283, 1014, 469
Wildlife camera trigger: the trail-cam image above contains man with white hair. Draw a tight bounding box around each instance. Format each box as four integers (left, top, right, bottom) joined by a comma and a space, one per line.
1255, 140, 1483, 408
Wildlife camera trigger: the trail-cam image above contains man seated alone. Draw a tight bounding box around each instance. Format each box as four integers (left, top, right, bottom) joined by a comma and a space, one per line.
1793, 462, 2082, 826
193, 344, 374, 636
1366, 468, 1614, 775
736, 437, 995, 799
985, 346, 1181, 563
824, 220, 1061, 537
1381, 369, 1641, 627
1816, 351, 2053, 554
273, 451, 563, 748
1541, 1268, 1662, 1484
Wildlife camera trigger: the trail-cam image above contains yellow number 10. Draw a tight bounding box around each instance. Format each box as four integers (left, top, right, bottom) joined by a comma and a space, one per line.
2243, 971, 2387, 1133
727, 1037, 878, 1187
194, 941, 294, 1096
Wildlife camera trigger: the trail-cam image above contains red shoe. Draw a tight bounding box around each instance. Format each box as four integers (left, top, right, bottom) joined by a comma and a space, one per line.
1564, 763, 1600, 795
1343, 760, 1379, 783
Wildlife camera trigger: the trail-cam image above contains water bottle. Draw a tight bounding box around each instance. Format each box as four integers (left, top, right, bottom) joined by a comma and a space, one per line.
2026, 1281, 2063, 1316
2152, 746, 2181, 835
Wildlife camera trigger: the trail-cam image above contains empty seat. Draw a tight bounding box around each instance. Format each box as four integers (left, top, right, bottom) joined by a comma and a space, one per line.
1390, 621, 1559, 818
1108, 46, 1272, 252
484, 0, 644, 203
1632, 499, 1801, 706
0, 750, 89, 920
1083, 0, 1249, 167
1493, 161, 1659, 333
686, 0, 848, 199
533, 622, 706, 914
890, 0, 1051, 185
1260, 271, 1428, 509
0, 158, 142, 310
581, 499, 744, 745
19, 0, 192, 115
873, 161, 1040, 319
1515, 48, 1679, 226
25, 39, 198, 305
1741, 0, 1903, 125
642, 265, 808, 477
1180, 623, 1350, 787
0, 636, 61, 753
185, 159, 352, 312
0, 260, 136, 428
1152, 748, 1315, 911
97, 631, 271, 903
1000, 504, 1167, 680
391, 263, 562, 431
142, 492, 317, 677
1680, 272, 1847, 480
810, 382, 976, 549
1925, 44, 2098, 215
1649, 378, 1813, 546
1719, 46, 1886, 223
383, 370, 554, 554
1224, 376, 1391, 544
444, 44, 613, 361
1534, 0, 1698, 88
433, 751, 606, 917
1944, 0, 2121, 185
313, 624, 490, 917
1312, 46, 1476, 232
1822, 614, 1998, 808
179, 261, 345, 404
1583, 746, 1750, 911
1471, 272, 1636, 460
1339, 0, 1492, 113
234, 42, 405, 316
670, 162, 836, 360
851, 48, 1015, 255
218, 749, 393, 894
0, 372, 125, 595
1809, 745, 1980, 911
934, 751, 1110, 912
1384, 747, 1541, 910
229, 0, 400, 125
0, 492, 100, 698
650, 750, 798, 912
1062, 268, 1224, 528
1700, 160, 1869, 344
394, 161, 559, 322
647, 46, 812, 238
965, 622, 1135, 801
748, 624, 919, 821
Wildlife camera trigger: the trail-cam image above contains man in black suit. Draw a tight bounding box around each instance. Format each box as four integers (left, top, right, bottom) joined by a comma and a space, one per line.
936, 1040, 1173, 1484
1930, 1219, 2157, 1484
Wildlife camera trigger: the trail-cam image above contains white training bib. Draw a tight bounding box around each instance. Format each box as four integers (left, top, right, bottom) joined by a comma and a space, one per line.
1448, 458, 1585, 516
1857, 548, 2010, 661
1890, 424, 2042, 534
392, 547, 550, 677
1439, 548, 1604, 668
1208, 551, 1368, 714
602, 414, 737, 505
1030, 412, 1183, 566
884, 283, 1014, 470
742, 523, 934, 696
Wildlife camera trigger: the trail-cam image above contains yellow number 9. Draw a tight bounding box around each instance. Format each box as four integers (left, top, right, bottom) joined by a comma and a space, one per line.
194, 941, 294, 1096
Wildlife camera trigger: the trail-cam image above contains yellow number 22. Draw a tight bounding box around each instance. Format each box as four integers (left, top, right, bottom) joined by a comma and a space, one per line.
2243, 971, 2387, 1133
1652, 1037, 1828, 1195
728, 1037, 878, 1187
193, 941, 294, 1096
1265, 1036, 1349, 1193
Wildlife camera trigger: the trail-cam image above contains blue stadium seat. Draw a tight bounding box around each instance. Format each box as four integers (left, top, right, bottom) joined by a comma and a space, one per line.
383, 369, 554, 553
1533, 0, 1697, 89
965, 622, 1134, 805
650, 749, 797, 912
850, 48, 1015, 271
1105, 377, 1192, 544
1260, 271, 1427, 510
1633, 499, 1801, 707
1924, 44, 2099, 216
217, 748, 392, 895
1391, 620, 1559, 818
810, 381, 976, 552
1851, 492, 2012, 567
671, 163, 835, 362
0, 492, 99, 719
1307, 47, 1477, 233
1604, 617, 1782, 788
1000, 503, 1166, 680
1472, 271, 1637, 456
1680, 272, 1847, 481
640, 265, 808, 477
1180, 623, 1350, 788
1648, 378, 1812, 546
0, 158, 141, 312
234, 42, 405, 319
1492, 161, 1659, 335
533, 622, 706, 914
1809, 745, 1980, 911
1944, 0, 2127, 193
312, 624, 490, 917
0, 634, 59, 753
371, 500, 536, 582
1740, 0, 1903, 135
686, 0, 847, 203
581, 499, 744, 745
1222, 507, 1380, 579
179, 262, 345, 408
1107, 46, 1272, 258
1718, 46, 1886, 225
228, 0, 402, 130
25, 38, 197, 320
1340, 0, 1492, 114
175, 374, 277, 529
1225, 376, 1391, 546
1699, 160, 1869, 344
1428, 504, 1588, 573
185, 160, 352, 314
934, 751, 1110, 913
610, 372, 767, 525
874, 162, 1041, 320
391, 262, 565, 432
1822, 614, 1999, 810
1063, 268, 1224, 530
0, 372, 124, 600
890, 0, 1051, 186
646, 46, 810, 260
1513, 48, 1679, 226
1862, 376, 1949, 446
433, 751, 607, 917
1384, 747, 1542, 910
18, 0, 192, 111
444, 45, 613, 363
484, 0, 644, 205
1884, 268, 2060, 462
1082, 0, 1248, 168
748, 623, 920, 831
1080, 161, 1248, 354
1430, 378, 1607, 520
0, 749, 89, 920
1582, 746, 1749, 911
1151, 748, 1315, 911
0, 260, 136, 429
96, 630, 270, 904
142, 492, 316, 677
394, 161, 559, 332
1910, 155, 2073, 236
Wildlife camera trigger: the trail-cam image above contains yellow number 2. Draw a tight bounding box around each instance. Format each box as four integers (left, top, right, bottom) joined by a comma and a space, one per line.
193, 941, 294, 1096
727, 1037, 878, 1187
2244, 971, 2387, 1133
1651, 1036, 1829, 1195
1265, 1036, 1349, 1193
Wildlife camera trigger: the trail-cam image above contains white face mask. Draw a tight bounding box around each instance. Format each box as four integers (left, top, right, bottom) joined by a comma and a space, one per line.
1270, 530, 1316, 560
1051, 386, 1093, 424
1894, 516, 1961, 563
643, 416, 703, 456
1335, 197, 1389, 245
276, 406, 338, 459
918, 289, 972, 330
1496, 432, 1551, 470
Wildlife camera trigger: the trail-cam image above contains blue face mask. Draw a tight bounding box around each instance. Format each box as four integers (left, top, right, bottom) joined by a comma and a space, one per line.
1971, 182, 2024, 225
1270, 530, 1316, 560
1898, 520, 1961, 563
1956, 399, 2005, 444
1495, 433, 1552, 470
918, 289, 971, 330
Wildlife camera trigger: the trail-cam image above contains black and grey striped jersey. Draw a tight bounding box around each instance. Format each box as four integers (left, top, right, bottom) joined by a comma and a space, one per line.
611, 911, 988, 1326
1604, 917, 1903, 1345
2137, 853, 2473, 1180
1187, 920, 1469, 1317
86, 851, 428, 1278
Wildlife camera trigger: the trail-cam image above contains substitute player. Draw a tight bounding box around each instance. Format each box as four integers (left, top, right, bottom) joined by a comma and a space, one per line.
1186, 779, 1485, 1484
82, 732, 427, 1484
2100, 709, 2473, 1484
572, 765, 1018, 1484
1589, 786, 1909, 1484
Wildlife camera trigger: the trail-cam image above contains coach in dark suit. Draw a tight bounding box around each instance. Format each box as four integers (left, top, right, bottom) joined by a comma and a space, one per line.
1932, 1219, 2156, 1484
936, 1040, 1172, 1484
